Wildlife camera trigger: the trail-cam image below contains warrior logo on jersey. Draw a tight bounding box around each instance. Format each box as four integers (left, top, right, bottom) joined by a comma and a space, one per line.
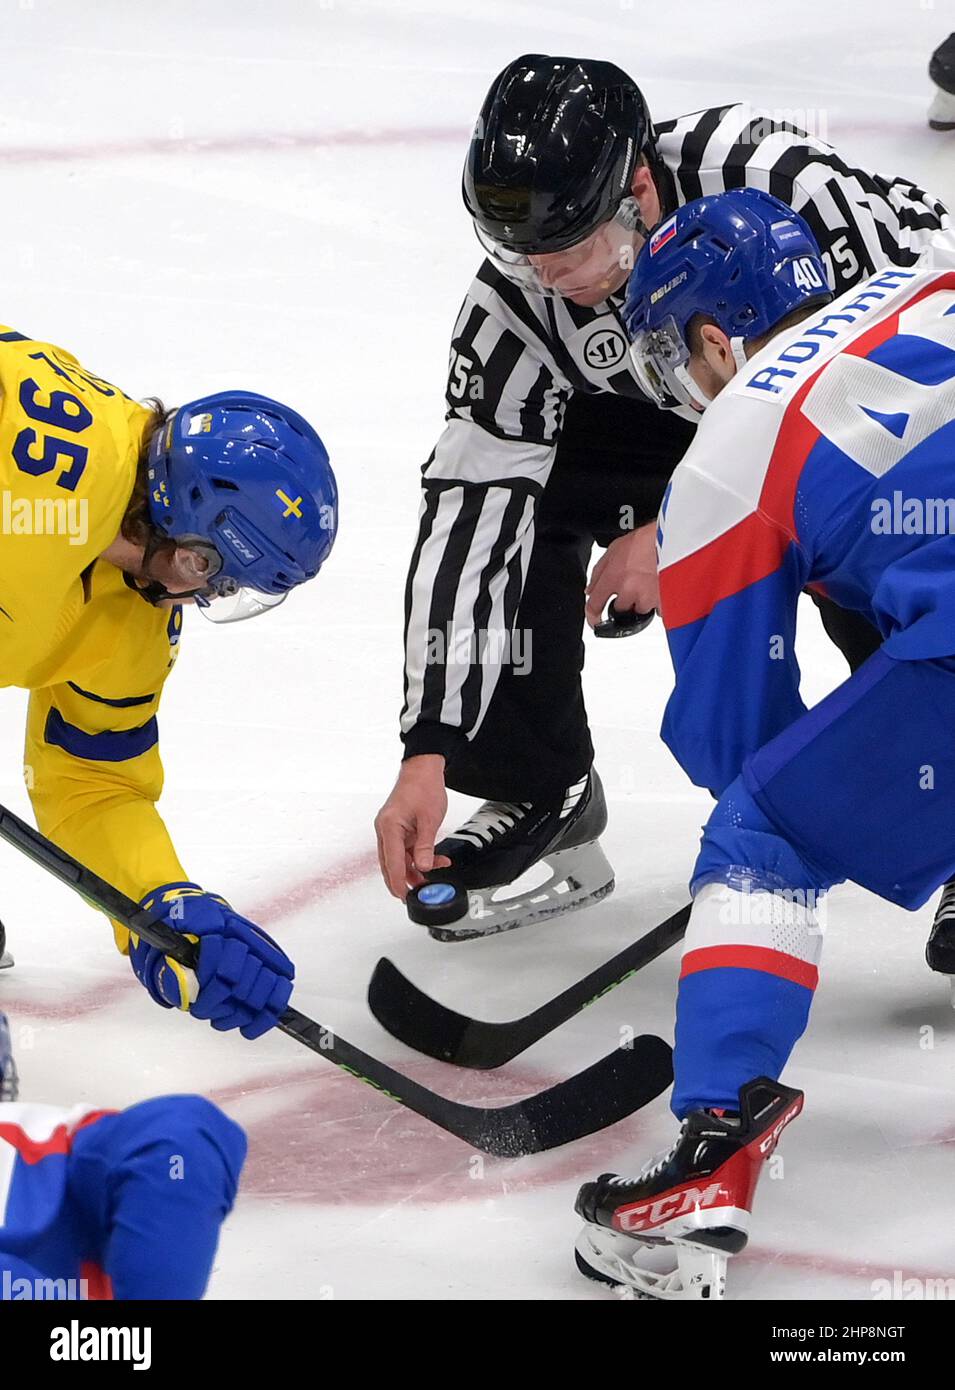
583, 328, 627, 370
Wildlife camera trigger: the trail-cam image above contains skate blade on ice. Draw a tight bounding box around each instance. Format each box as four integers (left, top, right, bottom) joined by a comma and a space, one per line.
929, 87, 955, 130
427, 839, 614, 942
574, 1225, 727, 1302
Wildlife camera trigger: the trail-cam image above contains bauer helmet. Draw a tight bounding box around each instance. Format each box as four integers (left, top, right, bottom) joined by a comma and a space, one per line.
623, 187, 833, 410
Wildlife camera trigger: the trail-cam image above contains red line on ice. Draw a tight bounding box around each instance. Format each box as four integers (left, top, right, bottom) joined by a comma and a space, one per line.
5, 845, 380, 1021
245, 847, 380, 925
203, 1067, 955, 1290
0, 126, 468, 166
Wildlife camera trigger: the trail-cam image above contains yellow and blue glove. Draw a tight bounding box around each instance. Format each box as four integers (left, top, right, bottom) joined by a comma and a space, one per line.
129, 883, 294, 1040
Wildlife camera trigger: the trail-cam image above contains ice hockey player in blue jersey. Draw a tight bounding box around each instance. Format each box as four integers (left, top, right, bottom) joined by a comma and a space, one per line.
573, 187, 955, 1300
0, 1012, 246, 1299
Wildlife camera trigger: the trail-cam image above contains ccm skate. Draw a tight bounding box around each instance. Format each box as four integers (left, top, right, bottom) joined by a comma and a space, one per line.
574, 1077, 803, 1300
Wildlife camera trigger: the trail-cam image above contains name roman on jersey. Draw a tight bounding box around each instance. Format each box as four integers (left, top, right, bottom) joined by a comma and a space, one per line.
741, 268, 919, 397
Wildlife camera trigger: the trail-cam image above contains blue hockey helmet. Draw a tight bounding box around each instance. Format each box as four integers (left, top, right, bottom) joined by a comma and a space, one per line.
147, 391, 337, 622
622, 188, 832, 411
0, 1012, 18, 1102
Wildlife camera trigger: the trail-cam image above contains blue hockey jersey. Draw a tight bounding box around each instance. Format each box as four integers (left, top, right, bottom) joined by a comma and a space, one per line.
0, 1094, 246, 1300
657, 263, 955, 798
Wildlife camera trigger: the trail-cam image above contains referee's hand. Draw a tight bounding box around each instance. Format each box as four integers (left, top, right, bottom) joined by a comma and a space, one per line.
586, 523, 660, 628
375, 756, 451, 899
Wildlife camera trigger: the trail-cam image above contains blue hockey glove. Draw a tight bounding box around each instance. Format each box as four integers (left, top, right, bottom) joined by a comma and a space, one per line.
129, 883, 294, 1040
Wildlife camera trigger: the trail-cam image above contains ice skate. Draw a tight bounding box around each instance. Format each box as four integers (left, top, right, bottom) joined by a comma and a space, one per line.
0, 920, 12, 972
926, 880, 955, 1001
574, 1078, 803, 1300
407, 770, 614, 941
929, 34, 955, 129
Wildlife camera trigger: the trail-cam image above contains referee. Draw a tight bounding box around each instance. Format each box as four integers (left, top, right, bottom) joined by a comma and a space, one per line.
375, 54, 953, 950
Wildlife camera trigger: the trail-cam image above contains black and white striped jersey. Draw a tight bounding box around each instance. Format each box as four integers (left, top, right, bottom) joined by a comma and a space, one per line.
400, 102, 952, 761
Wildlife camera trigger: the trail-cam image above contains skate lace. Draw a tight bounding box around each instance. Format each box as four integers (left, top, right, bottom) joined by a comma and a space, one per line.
606, 1131, 683, 1188
938, 880, 955, 920
454, 801, 532, 846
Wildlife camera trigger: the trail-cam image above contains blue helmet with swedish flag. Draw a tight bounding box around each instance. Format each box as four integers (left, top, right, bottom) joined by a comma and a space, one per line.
147, 391, 337, 622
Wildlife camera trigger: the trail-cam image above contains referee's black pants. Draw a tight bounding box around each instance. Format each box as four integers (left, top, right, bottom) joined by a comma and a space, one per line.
444, 389, 882, 804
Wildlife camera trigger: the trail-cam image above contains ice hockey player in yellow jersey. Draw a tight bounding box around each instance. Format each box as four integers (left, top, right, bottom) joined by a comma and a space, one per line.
0, 324, 337, 1039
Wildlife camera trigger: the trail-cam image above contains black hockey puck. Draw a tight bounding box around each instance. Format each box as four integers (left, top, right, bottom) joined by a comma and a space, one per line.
407, 880, 469, 928
593, 602, 654, 639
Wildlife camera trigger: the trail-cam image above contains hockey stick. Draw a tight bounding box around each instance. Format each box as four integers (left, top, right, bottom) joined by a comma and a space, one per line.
368, 901, 690, 1069
0, 803, 673, 1155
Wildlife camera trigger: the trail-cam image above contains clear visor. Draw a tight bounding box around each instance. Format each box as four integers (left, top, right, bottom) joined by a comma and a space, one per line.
167, 539, 288, 624
629, 316, 708, 413
196, 586, 288, 624
475, 199, 644, 302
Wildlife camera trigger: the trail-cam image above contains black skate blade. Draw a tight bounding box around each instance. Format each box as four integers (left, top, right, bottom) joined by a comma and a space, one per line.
575, 1245, 619, 1288
574, 1245, 654, 1299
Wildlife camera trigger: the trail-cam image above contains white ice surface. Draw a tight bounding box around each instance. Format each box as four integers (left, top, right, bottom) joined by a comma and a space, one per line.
0, 0, 953, 1301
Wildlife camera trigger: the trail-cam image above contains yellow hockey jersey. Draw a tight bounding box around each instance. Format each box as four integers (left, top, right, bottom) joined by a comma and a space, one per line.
0, 325, 186, 947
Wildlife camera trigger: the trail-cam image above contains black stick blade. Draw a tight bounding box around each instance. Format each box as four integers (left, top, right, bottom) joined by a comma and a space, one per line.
0, 796, 671, 1158
369, 957, 476, 1063
368, 905, 690, 1070
474, 1035, 674, 1156
283, 1007, 671, 1157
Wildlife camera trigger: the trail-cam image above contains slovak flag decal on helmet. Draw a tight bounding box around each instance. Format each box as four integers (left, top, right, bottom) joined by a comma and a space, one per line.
649, 216, 678, 256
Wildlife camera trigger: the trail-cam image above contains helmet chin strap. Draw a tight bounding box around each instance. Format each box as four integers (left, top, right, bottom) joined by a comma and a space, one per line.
122, 571, 205, 607
677, 337, 750, 411
730, 336, 750, 373
674, 362, 713, 413
675, 333, 750, 408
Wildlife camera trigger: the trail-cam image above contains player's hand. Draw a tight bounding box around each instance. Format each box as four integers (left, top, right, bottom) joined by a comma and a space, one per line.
375, 756, 451, 899
129, 883, 294, 1040
585, 523, 660, 628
